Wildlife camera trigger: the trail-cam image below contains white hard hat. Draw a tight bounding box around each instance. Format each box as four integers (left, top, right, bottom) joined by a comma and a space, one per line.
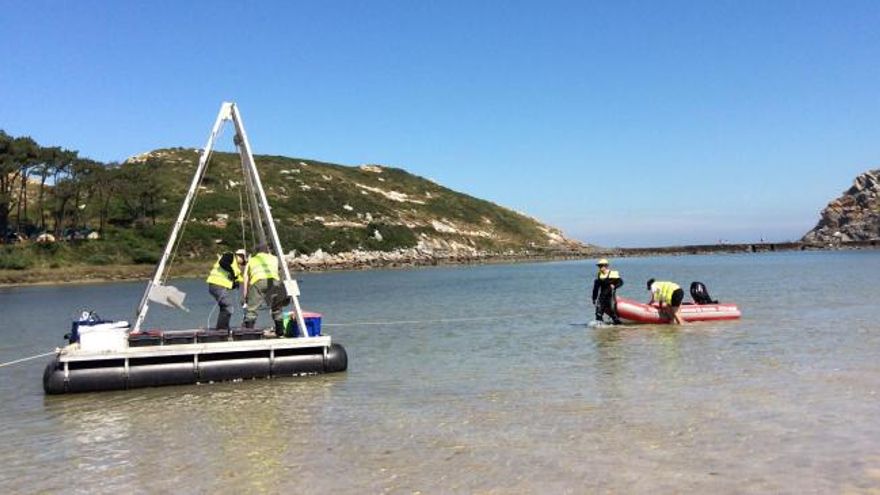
235, 249, 247, 256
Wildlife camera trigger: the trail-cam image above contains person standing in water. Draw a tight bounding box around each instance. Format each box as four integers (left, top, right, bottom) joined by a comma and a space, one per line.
646, 278, 687, 325
592, 258, 623, 324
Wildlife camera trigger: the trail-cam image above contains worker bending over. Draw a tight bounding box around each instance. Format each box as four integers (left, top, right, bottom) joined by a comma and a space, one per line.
242, 243, 286, 336
206, 249, 247, 330
646, 278, 687, 325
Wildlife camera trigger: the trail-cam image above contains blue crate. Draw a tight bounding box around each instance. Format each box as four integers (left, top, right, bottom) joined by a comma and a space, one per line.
287, 312, 322, 337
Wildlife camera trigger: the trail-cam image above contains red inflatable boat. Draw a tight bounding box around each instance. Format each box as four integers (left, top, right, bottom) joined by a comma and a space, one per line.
616, 296, 741, 324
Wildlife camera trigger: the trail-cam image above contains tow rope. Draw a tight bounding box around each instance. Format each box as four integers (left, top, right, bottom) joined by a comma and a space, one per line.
323, 312, 532, 327
0, 351, 56, 369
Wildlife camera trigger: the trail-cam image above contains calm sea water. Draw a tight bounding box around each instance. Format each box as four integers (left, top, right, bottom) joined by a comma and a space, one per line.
1, 251, 879, 493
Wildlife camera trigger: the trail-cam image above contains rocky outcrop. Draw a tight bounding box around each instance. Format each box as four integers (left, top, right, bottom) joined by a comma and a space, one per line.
284, 236, 591, 271
803, 169, 880, 243
286, 246, 490, 270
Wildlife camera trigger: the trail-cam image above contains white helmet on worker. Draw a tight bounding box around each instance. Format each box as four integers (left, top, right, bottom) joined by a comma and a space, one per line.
596, 258, 609, 266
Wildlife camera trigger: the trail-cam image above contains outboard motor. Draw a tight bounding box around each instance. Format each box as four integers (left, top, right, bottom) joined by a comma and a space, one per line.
690, 281, 718, 305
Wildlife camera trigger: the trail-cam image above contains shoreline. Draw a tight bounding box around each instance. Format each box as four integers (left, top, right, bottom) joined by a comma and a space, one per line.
1, 240, 877, 288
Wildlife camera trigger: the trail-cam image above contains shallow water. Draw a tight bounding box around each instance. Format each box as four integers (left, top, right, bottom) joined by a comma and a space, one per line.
1, 251, 879, 493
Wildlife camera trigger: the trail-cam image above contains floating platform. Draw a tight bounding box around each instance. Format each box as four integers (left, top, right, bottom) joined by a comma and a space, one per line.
43, 330, 347, 394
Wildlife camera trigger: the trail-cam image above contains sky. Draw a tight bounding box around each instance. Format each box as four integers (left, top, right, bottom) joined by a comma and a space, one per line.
1, 1, 878, 247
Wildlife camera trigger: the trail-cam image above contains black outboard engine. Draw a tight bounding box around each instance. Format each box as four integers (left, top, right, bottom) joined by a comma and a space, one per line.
690, 281, 718, 305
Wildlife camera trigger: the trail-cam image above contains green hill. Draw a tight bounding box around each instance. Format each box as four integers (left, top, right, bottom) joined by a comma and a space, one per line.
129, 148, 585, 256
1, 146, 587, 273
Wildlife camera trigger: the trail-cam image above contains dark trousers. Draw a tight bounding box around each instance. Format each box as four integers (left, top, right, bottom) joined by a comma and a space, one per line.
244, 279, 284, 326
208, 283, 234, 330
595, 292, 621, 324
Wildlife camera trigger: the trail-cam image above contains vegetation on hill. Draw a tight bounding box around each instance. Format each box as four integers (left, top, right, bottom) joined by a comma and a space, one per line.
0, 132, 584, 272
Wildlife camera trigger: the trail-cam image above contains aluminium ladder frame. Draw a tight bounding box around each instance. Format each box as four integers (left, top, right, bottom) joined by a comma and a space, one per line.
133, 102, 310, 337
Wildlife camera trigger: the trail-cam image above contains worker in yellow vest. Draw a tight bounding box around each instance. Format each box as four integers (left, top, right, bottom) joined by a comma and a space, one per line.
591, 258, 623, 324
242, 243, 286, 336
646, 278, 687, 324
206, 248, 247, 330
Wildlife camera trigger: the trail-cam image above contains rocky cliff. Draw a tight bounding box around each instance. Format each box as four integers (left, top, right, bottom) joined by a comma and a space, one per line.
803, 169, 880, 243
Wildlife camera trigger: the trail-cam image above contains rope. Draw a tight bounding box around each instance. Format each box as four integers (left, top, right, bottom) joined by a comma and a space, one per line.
0, 351, 56, 369
206, 303, 217, 330
248, 187, 257, 248
323, 312, 533, 327
241, 158, 257, 249
238, 187, 247, 250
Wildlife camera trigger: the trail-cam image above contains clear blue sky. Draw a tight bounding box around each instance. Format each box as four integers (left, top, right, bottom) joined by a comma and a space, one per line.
2, 1, 878, 247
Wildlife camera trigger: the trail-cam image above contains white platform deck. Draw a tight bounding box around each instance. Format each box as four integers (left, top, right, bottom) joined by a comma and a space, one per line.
58, 335, 333, 362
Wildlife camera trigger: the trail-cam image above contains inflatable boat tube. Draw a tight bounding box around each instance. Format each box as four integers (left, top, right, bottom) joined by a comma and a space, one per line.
616, 297, 741, 324
43, 343, 347, 394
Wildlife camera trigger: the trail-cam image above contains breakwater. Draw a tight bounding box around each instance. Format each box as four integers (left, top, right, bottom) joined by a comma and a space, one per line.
605, 239, 879, 258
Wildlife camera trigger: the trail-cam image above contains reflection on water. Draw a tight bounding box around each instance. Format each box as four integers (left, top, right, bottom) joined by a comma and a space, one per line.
1, 251, 880, 492
39, 376, 346, 493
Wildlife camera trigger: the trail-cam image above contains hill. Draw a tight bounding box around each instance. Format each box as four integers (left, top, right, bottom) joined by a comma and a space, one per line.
127, 148, 587, 266
1, 145, 588, 275
802, 169, 880, 244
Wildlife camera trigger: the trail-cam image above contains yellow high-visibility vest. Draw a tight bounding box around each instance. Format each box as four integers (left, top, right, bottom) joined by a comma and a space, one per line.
597, 270, 620, 280
652, 281, 680, 305
247, 252, 280, 286
206, 254, 243, 289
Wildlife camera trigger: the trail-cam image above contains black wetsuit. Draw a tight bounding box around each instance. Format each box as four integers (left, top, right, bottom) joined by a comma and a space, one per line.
592, 270, 623, 324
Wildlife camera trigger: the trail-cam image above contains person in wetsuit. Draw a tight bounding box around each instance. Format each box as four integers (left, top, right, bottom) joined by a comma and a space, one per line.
592, 258, 623, 324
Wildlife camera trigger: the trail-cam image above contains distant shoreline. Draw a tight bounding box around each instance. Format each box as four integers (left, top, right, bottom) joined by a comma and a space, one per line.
0, 240, 876, 288
608, 239, 879, 257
